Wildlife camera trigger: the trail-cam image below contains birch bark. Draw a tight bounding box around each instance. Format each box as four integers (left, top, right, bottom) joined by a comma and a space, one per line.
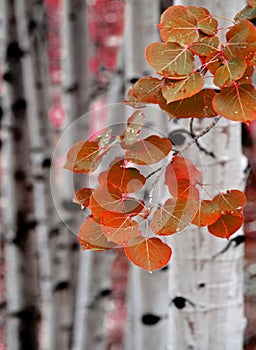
165, 1, 247, 349
2, 1, 40, 348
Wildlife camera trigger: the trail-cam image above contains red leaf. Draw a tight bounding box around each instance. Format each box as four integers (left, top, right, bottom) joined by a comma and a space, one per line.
150, 197, 198, 235
129, 77, 162, 103
124, 237, 172, 271
146, 42, 194, 79
159, 6, 199, 46
78, 216, 116, 251
100, 211, 141, 245
89, 183, 145, 217
162, 73, 204, 103
64, 140, 101, 173
165, 156, 202, 185
73, 188, 93, 207
99, 159, 146, 193
120, 111, 146, 149
212, 84, 256, 123
207, 212, 243, 239
192, 200, 221, 226
126, 135, 172, 165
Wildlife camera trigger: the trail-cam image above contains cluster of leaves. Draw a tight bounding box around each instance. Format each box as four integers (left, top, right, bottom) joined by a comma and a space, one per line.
64, 110, 246, 271
88, 0, 125, 74
127, 4, 256, 123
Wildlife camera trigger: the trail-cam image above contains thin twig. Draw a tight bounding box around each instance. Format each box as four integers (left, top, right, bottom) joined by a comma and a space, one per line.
190, 118, 216, 158
176, 116, 221, 155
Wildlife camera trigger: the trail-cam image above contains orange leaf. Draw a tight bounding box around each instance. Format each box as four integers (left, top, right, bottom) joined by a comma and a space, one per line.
150, 197, 198, 235
212, 84, 256, 123
124, 237, 172, 271
73, 188, 93, 207
192, 200, 220, 226
126, 135, 172, 165
212, 189, 246, 213
146, 42, 194, 79
129, 77, 162, 104
78, 216, 116, 251
189, 34, 219, 57
205, 51, 223, 74
100, 211, 141, 245
248, 0, 256, 8
120, 111, 145, 149
234, 5, 256, 22
224, 20, 256, 63
213, 57, 247, 88
207, 212, 243, 239
89, 183, 145, 217
159, 5, 199, 46
99, 159, 146, 193
187, 6, 218, 36
162, 73, 204, 104
167, 179, 200, 199
159, 89, 217, 119
165, 156, 201, 185
64, 140, 101, 173
125, 89, 147, 108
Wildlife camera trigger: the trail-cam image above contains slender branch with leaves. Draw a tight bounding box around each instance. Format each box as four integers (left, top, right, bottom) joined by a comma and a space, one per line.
64, 4, 256, 271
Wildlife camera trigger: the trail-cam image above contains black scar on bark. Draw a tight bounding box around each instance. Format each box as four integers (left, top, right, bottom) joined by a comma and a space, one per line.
3, 71, 15, 83
6, 42, 25, 60
130, 77, 140, 84
99, 289, 112, 298
54, 281, 70, 292
141, 313, 161, 325
172, 296, 187, 309
11, 99, 27, 115
42, 158, 52, 168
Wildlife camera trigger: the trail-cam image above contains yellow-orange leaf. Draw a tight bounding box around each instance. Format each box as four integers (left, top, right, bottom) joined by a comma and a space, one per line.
162, 73, 204, 104
124, 237, 172, 271
146, 42, 194, 79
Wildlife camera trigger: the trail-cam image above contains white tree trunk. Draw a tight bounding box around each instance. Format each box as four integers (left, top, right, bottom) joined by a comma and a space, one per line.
2, 1, 40, 348
166, 1, 247, 349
